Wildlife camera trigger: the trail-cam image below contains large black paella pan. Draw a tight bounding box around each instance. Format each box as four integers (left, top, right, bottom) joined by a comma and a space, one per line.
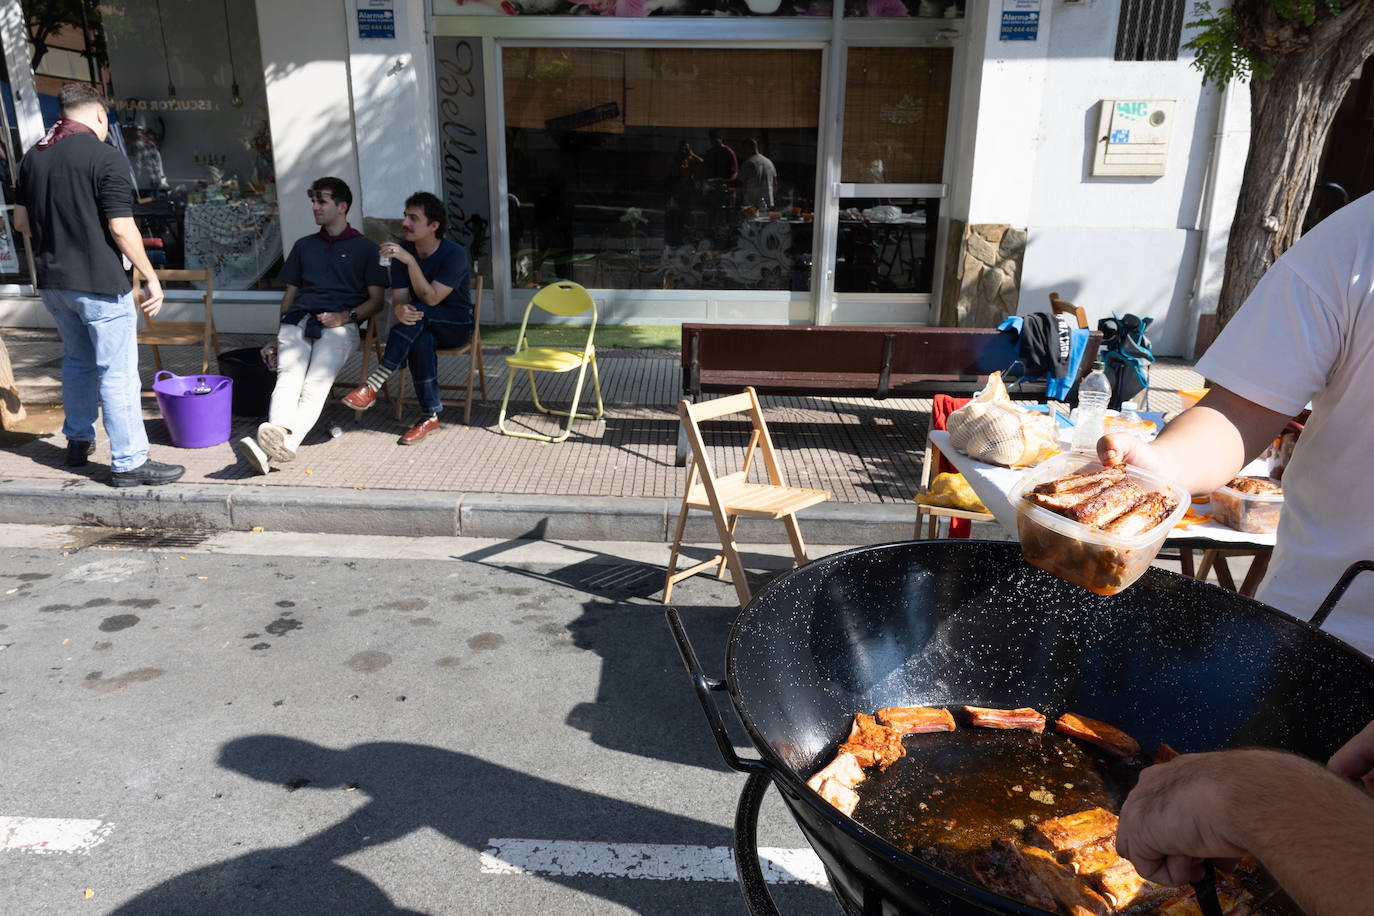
668, 541, 1374, 915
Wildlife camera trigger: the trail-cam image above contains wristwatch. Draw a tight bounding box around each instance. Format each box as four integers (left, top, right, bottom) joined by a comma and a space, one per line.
348, 308, 359, 324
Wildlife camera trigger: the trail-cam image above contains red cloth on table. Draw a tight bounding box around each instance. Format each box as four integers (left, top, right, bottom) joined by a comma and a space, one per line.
931, 394, 974, 538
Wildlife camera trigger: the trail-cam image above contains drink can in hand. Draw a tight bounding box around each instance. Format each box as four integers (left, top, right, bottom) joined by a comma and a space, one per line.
378, 248, 391, 269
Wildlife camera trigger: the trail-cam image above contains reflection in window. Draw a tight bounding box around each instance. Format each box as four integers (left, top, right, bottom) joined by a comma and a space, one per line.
0, 36, 31, 285
842, 47, 951, 184
503, 48, 821, 291
835, 197, 937, 294
19, 0, 280, 291
843, 0, 963, 17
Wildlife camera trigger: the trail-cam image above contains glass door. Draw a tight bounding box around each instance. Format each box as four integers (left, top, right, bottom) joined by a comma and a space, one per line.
830, 45, 952, 323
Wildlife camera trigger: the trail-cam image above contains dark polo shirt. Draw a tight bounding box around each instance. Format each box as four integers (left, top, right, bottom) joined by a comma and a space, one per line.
279, 227, 387, 333
16, 132, 134, 296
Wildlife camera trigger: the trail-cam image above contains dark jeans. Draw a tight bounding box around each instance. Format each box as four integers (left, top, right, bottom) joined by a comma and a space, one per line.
380, 318, 473, 415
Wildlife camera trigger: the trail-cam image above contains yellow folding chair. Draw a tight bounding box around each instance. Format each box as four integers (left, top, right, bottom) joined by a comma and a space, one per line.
663, 387, 831, 608
497, 280, 603, 443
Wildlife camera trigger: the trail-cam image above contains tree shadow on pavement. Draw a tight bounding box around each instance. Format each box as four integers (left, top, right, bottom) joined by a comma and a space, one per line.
108, 735, 838, 915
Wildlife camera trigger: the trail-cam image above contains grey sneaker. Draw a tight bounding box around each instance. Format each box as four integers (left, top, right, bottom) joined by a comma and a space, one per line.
109, 459, 185, 488
256, 422, 296, 463
236, 436, 270, 475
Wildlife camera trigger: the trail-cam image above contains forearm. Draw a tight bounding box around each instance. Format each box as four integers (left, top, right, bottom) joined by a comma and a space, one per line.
1136, 388, 1290, 495
108, 219, 157, 280
404, 260, 440, 305
356, 287, 384, 320
1221, 752, 1374, 916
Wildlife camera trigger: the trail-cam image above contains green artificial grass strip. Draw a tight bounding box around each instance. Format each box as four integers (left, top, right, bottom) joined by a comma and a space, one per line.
482, 324, 680, 350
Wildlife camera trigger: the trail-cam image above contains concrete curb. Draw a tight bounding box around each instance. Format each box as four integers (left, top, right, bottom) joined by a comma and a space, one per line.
0, 477, 919, 543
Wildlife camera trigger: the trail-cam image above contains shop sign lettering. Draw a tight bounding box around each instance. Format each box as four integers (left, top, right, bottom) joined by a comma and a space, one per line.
114, 99, 218, 111
434, 38, 490, 264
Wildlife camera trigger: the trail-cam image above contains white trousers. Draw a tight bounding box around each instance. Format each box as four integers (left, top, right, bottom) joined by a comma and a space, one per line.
269, 318, 358, 450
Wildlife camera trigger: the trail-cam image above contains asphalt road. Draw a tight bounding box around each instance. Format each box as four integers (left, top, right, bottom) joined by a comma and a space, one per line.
0, 525, 847, 916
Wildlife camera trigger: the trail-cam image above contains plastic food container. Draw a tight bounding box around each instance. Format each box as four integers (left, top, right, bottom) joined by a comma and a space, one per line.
1009, 453, 1190, 596
1210, 479, 1283, 534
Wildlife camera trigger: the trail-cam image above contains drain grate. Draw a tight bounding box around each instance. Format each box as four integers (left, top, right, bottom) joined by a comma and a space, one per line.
573, 563, 663, 599
99, 530, 211, 551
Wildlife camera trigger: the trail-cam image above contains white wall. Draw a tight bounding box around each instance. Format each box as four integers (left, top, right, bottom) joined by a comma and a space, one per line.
255, 0, 361, 250
344, 0, 439, 225
953, 0, 1248, 356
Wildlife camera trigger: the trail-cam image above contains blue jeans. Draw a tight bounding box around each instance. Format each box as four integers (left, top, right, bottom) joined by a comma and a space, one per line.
380, 319, 473, 415
41, 289, 149, 472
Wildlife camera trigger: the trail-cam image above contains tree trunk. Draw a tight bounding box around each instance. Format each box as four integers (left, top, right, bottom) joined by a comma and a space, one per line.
1216, 1, 1374, 328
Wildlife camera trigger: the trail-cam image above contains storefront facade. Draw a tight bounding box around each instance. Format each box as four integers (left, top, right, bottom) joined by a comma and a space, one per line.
0, 0, 1247, 357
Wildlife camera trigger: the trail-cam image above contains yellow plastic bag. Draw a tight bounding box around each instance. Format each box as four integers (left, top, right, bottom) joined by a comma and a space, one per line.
914, 472, 989, 512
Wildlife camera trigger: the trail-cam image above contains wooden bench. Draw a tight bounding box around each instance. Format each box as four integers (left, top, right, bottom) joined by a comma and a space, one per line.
681, 323, 1102, 401
674, 323, 1102, 465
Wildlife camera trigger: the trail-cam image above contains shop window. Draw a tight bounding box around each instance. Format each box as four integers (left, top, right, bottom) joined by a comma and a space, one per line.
18, 0, 280, 291
834, 197, 937, 294
841, 47, 951, 185
435, 0, 831, 16
1114, 0, 1186, 62
503, 47, 821, 292
0, 39, 32, 285
844, 0, 963, 18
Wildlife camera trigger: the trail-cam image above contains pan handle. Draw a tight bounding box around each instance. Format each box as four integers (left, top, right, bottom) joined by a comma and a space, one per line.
1309, 560, 1374, 629
665, 608, 772, 776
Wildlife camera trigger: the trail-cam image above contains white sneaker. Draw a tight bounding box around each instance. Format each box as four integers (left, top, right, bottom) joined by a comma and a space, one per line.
256, 422, 296, 463
236, 436, 270, 475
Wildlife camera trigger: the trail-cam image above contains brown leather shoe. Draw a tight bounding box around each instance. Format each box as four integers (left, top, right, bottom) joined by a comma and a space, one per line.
401, 416, 439, 445
342, 384, 378, 411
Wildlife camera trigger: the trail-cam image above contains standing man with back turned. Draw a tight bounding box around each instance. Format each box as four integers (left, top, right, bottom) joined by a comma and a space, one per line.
13, 83, 184, 487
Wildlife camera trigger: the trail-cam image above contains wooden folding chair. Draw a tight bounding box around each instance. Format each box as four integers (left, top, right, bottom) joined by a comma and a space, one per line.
132, 267, 220, 373
393, 277, 487, 425
914, 434, 996, 539
914, 393, 995, 539
1049, 291, 1089, 329
663, 387, 830, 608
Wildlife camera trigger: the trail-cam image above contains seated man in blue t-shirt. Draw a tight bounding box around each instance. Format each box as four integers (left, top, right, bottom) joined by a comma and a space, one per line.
341, 191, 473, 444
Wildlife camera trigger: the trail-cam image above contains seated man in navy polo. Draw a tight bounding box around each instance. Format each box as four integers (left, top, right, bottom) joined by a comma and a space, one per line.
236, 176, 387, 474
341, 191, 473, 445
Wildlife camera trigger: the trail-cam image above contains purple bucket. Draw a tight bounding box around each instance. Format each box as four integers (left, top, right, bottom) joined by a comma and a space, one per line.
152, 370, 233, 449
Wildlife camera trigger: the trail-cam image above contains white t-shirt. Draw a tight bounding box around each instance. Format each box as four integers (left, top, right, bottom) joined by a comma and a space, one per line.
739, 154, 777, 209
1196, 190, 1374, 654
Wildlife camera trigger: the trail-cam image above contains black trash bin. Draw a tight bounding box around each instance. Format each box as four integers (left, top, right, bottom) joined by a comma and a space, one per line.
217, 347, 275, 418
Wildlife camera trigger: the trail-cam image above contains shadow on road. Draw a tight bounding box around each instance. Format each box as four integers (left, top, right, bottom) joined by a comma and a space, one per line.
109, 735, 836, 915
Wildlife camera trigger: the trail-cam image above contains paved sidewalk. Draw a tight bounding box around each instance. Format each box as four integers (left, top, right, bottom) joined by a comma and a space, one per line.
0, 326, 1202, 541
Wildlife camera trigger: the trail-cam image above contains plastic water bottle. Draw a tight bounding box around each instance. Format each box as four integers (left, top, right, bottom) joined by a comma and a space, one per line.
1071, 361, 1112, 453
193, 376, 211, 395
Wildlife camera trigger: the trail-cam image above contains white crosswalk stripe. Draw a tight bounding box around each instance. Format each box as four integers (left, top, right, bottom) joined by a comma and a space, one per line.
480, 838, 828, 887
0, 817, 115, 855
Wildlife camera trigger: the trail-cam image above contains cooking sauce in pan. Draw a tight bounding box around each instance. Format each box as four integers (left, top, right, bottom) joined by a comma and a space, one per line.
847, 711, 1302, 915
852, 726, 1135, 854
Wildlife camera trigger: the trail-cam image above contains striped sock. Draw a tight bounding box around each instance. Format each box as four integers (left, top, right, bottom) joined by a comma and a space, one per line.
365, 365, 395, 391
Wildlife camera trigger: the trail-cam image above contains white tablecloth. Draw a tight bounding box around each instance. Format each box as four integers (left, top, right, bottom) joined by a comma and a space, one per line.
928, 431, 1278, 548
